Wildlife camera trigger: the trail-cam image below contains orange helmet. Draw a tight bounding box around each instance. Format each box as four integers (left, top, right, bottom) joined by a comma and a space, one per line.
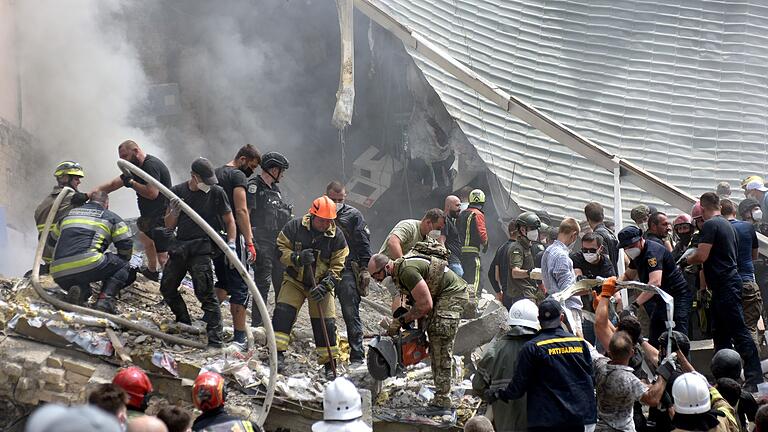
193, 372, 226, 411
112, 367, 153, 410
309, 196, 337, 219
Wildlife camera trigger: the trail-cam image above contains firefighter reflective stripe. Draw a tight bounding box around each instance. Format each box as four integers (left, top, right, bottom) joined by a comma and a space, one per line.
112, 222, 132, 243
463, 212, 475, 247
461, 246, 479, 253
60, 217, 111, 238
536, 337, 584, 346
316, 345, 340, 364
275, 331, 291, 351
50, 251, 104, 277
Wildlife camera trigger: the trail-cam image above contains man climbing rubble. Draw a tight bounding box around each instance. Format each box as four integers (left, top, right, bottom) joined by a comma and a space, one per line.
49, 191, 134, 313
457, 189, 489, 312
367, 250, 468, 412
379, 208, 445, 259
272, 196, 348, 378
34, 161, 90, 270
247, 151, 292, 328
96, 140, 172, 281
326, 181, 372, 367
160, 158, 236, 348
213, 144, 261, 350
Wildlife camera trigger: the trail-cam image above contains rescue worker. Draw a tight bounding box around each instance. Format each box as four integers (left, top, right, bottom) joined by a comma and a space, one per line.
160, 158, 236, 348
311, 377, 371, 432
272, 196, 348, 378
191, 372, 260, 431
617, 225, 691, 347
326, 181, 372, 366
721, 198, 762, 346
631, 204, 651, 231
368, 252, 468, 411
49, 191, 133, 312
671, 373, 738, 432
213, 144, 261, 350
541, 217, 583, 336
710, 349, 759, 431
439, 195, 463, 276
741, 175, 764, 195
472, 299, 540, 432
672, 214, 695, 262
740, 198, 768, 324
572, 232, 615, 347
745, 180, 768, 216
584, 201, 620, 274
247, 151, 292, 327
379, 208, 445, 259
112, 366, 153, 420
485, 299, 597, 432
503, 211, 541, 307
682, 192, 763, 391
96, 140, 172, 281
647, 211, 674, 252
35, 161, 90, 268
456, 189, 489, 309
487, 220, 516, 304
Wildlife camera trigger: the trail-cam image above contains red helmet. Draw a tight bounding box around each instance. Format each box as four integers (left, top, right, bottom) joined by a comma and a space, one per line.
112, 367, 153, 410
673, 214, 693, 227
691, 202, 703, 220
193, 372, 226, 411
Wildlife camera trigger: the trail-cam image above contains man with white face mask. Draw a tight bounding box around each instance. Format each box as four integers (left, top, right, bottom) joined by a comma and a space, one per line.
745, 180, 768, 217
502, 211, 542, 308
616, 226, 691, 349
571, 232, 615, 347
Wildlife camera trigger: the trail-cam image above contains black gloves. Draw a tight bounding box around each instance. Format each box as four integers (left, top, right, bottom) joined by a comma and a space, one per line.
309, 283, 329, 302
291, 249, 316, 267
120, 173, 134, 189
656, 354, 678, 381
71, 192, 89, 206
483, 388, 500, 404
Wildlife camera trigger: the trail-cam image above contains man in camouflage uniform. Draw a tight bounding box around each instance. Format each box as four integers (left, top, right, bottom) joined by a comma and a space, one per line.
504, 211, 542, 307
368, 252, 468, 410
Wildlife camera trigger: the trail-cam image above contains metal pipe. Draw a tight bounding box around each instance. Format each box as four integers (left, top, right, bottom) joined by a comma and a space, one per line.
117, 159, 276, 425
30, 188, 208, 350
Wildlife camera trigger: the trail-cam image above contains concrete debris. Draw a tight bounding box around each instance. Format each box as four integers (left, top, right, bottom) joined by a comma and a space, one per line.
453, 300, 507, 356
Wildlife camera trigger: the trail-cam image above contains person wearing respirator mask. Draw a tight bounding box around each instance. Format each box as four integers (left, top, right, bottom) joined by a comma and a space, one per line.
630, 204, 651, 232
500, 212, 542, 308
571, 232, 615, 347
616, 225, 691, 349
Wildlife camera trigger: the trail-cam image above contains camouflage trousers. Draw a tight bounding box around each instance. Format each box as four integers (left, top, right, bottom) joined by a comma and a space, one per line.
742, 280, 763, 347
427, 292, 467, 408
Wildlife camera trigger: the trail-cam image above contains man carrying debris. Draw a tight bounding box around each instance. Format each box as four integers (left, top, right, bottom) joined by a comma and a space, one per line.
35, 161, 90, 268
326, 181, 372, 367
160, 158, 236, 348
49, 191, 133, 312
247, 151, 292, 327
272, 196, 348, 378
457, 189, 489, 309
473, 299, 540, 431
368, 251, 468, 411
213, 144, 261, 350
96, 140, 172, 281
379, 208, 445, 259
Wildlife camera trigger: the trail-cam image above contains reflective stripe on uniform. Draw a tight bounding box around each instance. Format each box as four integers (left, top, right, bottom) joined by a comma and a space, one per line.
275, 331, 291, 351
59, 217, 111, 238
50, 251, 105, 277
463, 212, 475, 247
461, 246, 479, 253
112, 222, 132, 242
536, 337, 583, 346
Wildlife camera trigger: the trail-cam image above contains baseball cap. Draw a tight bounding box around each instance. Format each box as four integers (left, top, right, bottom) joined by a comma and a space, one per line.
618, 225, 643, 249
191, 157, 218, 185
537, 298, 564, 329
26, 404, 121, 432
745, 180, 768, 193
630, 205, 650, 222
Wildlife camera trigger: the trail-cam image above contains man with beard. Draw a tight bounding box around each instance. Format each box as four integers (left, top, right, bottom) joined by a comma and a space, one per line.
646, 212, 673, 252
213, 144, 261, 349
439, 195, 463, 277
96, 140, 172, 281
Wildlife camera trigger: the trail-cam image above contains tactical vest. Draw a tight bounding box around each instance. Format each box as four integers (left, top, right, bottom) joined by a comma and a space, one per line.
393, 255, 447, 298
247, 176, 292, 242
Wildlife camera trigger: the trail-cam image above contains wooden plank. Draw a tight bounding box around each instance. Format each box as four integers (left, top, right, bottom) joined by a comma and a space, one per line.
105, 328, 132, 364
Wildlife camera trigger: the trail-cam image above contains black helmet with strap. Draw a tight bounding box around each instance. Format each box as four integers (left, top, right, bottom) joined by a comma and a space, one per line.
516, 211, 541, 229
260, 152, 290, 171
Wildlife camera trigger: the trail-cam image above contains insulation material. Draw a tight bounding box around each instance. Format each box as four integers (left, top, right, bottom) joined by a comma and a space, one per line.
374, 0, 768, 220
332, 0, 355, 129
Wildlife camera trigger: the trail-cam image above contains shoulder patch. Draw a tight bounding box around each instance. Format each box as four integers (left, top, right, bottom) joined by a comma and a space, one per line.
647, 257, 657, 267
247, 184, 257, 194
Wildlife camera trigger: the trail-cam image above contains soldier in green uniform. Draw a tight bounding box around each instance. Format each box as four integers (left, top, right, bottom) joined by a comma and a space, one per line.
504, 211, 542, 307
368, 252, 469, 410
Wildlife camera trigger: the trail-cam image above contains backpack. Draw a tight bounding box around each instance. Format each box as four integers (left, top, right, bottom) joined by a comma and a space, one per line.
400, 241, 449, 296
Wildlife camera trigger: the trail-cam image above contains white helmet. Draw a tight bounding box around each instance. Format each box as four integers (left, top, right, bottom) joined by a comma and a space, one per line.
507, 299, 541, 330
312, 378, 371, 432
673, 373, 711, 414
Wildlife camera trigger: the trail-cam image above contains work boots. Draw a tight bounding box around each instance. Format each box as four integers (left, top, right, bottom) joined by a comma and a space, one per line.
323, 362, 336, 380
94, 295, 117, 315
64, 285, 91, 306
276, 351, 286, 375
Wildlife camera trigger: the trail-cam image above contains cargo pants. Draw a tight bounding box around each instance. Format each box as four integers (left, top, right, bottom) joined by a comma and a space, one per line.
427, 291, 468, 408
742, 280, 763, 347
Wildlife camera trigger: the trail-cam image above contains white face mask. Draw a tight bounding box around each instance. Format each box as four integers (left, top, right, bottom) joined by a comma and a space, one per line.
638, 222, 648, 231
428, 230, 441, 240
197, 182, 211, 193
526, 229, 539, 242
753, 209, 763, 222
583, 252, 599, 264
625, 247, 641, 260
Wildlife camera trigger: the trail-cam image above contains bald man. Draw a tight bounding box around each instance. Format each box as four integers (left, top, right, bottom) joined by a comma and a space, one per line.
439, 195, 464, 277
96, 140, 172, 281
127, 416, 169, 432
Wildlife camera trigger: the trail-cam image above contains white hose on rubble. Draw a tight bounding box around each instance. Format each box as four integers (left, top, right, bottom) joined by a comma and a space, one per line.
117, 159, 276, 426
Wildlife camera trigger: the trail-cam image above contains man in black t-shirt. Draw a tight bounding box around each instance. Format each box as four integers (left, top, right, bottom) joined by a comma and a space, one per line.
584, 202, 620, 274
213, 145, 261, 349
160, 158, 236, 348
439, 195, 463, 276
97, 140, 172, 281
616, 226, 692, 348
572, 232, 615, 346
684, 192, 763, 390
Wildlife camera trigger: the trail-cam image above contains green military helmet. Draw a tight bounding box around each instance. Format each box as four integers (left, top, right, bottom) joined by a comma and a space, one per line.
468, 189, 485, 204
516, 211, 541, 229
54, 161, 85, 178
630, 204, 650, 223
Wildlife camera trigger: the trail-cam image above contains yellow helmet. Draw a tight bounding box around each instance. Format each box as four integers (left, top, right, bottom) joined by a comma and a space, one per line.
741, 175, 764, 189
469, 189, 486, 204
54, 161, 85, 178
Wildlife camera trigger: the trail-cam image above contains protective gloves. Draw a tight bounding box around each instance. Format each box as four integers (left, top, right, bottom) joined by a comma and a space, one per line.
291, 248, 316, 267
309, 283, 329, 302
246, 243, 257, 263
120, 173, 134, 188
386, 318, 402, 336
358, 270, 371, 297
656, 352, 678, 381
600, 276, 618, 298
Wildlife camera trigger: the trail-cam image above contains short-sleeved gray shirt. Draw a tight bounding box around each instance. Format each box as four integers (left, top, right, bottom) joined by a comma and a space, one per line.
593, 355, 647, 432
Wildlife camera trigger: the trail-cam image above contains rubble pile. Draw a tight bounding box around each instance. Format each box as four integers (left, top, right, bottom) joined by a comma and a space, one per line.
0, 273, 503, 429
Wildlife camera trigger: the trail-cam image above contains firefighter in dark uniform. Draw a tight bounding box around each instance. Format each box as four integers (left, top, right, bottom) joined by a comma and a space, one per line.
49, 191, 133, 312
504, 211, 542, 307
488, 220, 516, 304
247, 152, 293, 327
326, 181, 372, 366
457, 189, 489, 309
486, 298, 597, 432
272, 196, 348, 378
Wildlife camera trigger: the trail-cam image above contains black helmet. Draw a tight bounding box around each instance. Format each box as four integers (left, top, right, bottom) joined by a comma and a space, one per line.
710, 349, 742, 380
658, 330, 690, 357
516, 211, 541, 230
260, 152, 289, 171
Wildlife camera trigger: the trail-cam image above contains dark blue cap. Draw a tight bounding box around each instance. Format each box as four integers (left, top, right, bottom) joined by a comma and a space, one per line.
618, 225, 643, 249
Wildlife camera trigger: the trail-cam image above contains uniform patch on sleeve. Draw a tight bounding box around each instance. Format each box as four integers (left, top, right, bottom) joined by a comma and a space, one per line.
247, 184, 257, 194
647, 257, 657, 267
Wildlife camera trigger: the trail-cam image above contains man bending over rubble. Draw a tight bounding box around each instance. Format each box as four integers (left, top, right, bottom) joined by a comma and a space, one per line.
49, 191, 134, 313
368, 252, 468, 412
